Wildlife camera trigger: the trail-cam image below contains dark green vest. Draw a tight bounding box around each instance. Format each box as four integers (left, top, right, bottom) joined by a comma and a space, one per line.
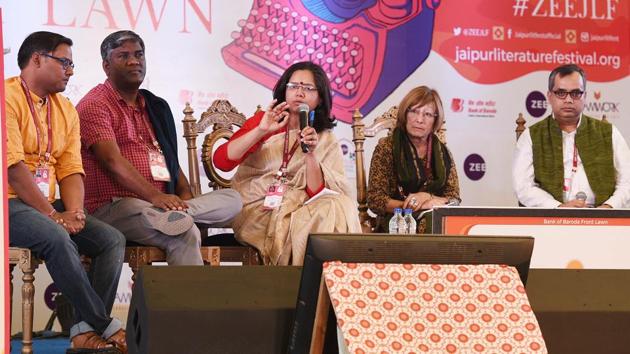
529, 115, 614, 206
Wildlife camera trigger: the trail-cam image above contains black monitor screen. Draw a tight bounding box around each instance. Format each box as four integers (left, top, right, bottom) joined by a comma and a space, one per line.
286, 233, 534, 354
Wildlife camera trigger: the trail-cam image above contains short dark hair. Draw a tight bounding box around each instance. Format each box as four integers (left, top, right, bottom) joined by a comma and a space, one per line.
272, 61, 335, 133
17, 31, 73, 70
548, 64, 587, 91
100, 30, 145, 60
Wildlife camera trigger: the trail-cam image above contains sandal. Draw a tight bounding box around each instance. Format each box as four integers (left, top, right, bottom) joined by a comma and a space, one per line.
141, 207, 194, 236
68, 331, 121, 353
106, 329, 127, 354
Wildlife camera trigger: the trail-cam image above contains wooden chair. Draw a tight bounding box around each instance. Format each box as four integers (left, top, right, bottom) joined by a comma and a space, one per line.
352, 106, 447, 233
515, 113, 608, 140
126, 101, 254, 280
124, 244, 220, 281
182, 99, 261, 265
8, 247, 41, 354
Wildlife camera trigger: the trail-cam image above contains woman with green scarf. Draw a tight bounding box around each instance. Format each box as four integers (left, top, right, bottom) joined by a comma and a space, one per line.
367, 86, 461, 233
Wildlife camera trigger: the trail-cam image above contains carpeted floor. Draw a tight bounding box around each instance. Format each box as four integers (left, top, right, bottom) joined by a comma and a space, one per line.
11, 339, 68, 354
11, 332, 69, 354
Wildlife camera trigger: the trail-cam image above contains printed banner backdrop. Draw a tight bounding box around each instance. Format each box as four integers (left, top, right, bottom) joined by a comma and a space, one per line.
1, 0, 629, 333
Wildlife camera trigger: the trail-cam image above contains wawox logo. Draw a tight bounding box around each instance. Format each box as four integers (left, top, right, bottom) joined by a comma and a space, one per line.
526, 91, 548, 118
585, 91, 620, 114
453, 27, 462, 36
464, 154, 486, 181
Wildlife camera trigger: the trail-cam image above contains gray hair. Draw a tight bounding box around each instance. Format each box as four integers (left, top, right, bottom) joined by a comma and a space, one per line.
100, 30, 145, 60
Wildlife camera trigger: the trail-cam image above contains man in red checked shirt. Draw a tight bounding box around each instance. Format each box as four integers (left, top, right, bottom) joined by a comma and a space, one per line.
76, 31, 241, 265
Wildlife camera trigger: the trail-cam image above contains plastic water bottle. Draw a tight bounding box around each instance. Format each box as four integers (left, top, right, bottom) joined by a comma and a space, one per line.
397, 209, 408, 234
403, 209, 417, 234
389, 208, 406, 234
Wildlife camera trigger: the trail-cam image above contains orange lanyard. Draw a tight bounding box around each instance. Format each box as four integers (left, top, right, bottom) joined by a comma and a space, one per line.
20, 78, 53, 164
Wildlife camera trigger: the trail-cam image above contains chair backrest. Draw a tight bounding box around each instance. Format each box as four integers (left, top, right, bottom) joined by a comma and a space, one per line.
181, 100, 263, 265
351, 106, 446, 233
182, 100, 249, 195
515, 113, 608, 141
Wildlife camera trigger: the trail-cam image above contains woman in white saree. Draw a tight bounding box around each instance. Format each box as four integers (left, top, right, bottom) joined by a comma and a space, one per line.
213, 62, 360, 265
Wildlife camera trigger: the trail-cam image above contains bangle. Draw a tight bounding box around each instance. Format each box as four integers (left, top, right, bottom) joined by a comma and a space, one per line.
47, 209, 57, 218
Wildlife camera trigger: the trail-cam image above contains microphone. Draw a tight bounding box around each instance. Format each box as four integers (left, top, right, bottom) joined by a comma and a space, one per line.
298, 103, 310, 153
446, 198, 460, 206
416, 198, 460, 221
576, 191, 587, 202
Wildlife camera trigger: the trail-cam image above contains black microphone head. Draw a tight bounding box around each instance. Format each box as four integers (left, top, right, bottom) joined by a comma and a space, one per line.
576, 191, 587, 201
298, 103, 309, 113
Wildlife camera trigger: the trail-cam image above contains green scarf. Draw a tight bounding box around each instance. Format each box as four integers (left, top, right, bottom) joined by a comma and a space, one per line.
392, 127, 451, 196
529, 115, 615, 206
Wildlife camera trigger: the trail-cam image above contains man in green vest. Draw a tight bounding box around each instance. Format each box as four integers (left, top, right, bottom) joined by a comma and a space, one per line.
513, 64, 630, 208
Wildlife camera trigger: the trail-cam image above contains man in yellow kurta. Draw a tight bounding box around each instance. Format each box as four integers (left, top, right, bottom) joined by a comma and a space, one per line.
6, 31, 127, 352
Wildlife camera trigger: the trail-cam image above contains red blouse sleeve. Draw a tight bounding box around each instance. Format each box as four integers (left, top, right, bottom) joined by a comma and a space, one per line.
213, 111, 284, 172
214, 110, 325, 195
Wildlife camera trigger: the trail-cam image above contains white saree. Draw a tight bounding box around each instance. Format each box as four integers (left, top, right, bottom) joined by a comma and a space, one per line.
231, 129, 361, 265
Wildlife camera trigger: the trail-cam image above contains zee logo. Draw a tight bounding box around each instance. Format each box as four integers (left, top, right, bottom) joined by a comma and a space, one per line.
526, 91, 548, 118
44, 283, 61, 310
464, 154, 486, 181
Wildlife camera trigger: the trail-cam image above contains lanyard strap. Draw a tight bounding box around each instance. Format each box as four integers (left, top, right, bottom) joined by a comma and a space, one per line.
20, 78, 52, 163
424, 134, 433, 173
563, 140, 579, 193
572, 141, 578, 173
279, 129, 300, 178
132, 104, 162, 153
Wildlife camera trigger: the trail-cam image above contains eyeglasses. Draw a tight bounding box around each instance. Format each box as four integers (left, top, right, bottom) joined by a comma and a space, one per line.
552, 89, 584, 100
286, 82, 318, 94
407, 107, 438, 120
40, 53, 74, 70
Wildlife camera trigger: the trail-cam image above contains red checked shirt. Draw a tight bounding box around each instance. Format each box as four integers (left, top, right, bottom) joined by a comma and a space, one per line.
77, 80, 167, 213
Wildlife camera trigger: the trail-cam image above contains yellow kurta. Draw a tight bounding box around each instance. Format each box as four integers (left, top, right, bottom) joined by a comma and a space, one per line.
5, 76, 85, 201
231, 129, 361, 265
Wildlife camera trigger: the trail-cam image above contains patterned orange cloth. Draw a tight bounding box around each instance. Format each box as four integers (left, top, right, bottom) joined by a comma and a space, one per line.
323, 262, 547, 353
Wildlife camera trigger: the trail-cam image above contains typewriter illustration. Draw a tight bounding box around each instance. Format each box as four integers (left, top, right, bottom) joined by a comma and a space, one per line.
222, 0, 441, 123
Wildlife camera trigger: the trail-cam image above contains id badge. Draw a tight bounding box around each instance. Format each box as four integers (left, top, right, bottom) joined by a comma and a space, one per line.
563, 177, 572, 202
263, 182, 286, 210
34, 165, 50, 198
149, 151, 171, 182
